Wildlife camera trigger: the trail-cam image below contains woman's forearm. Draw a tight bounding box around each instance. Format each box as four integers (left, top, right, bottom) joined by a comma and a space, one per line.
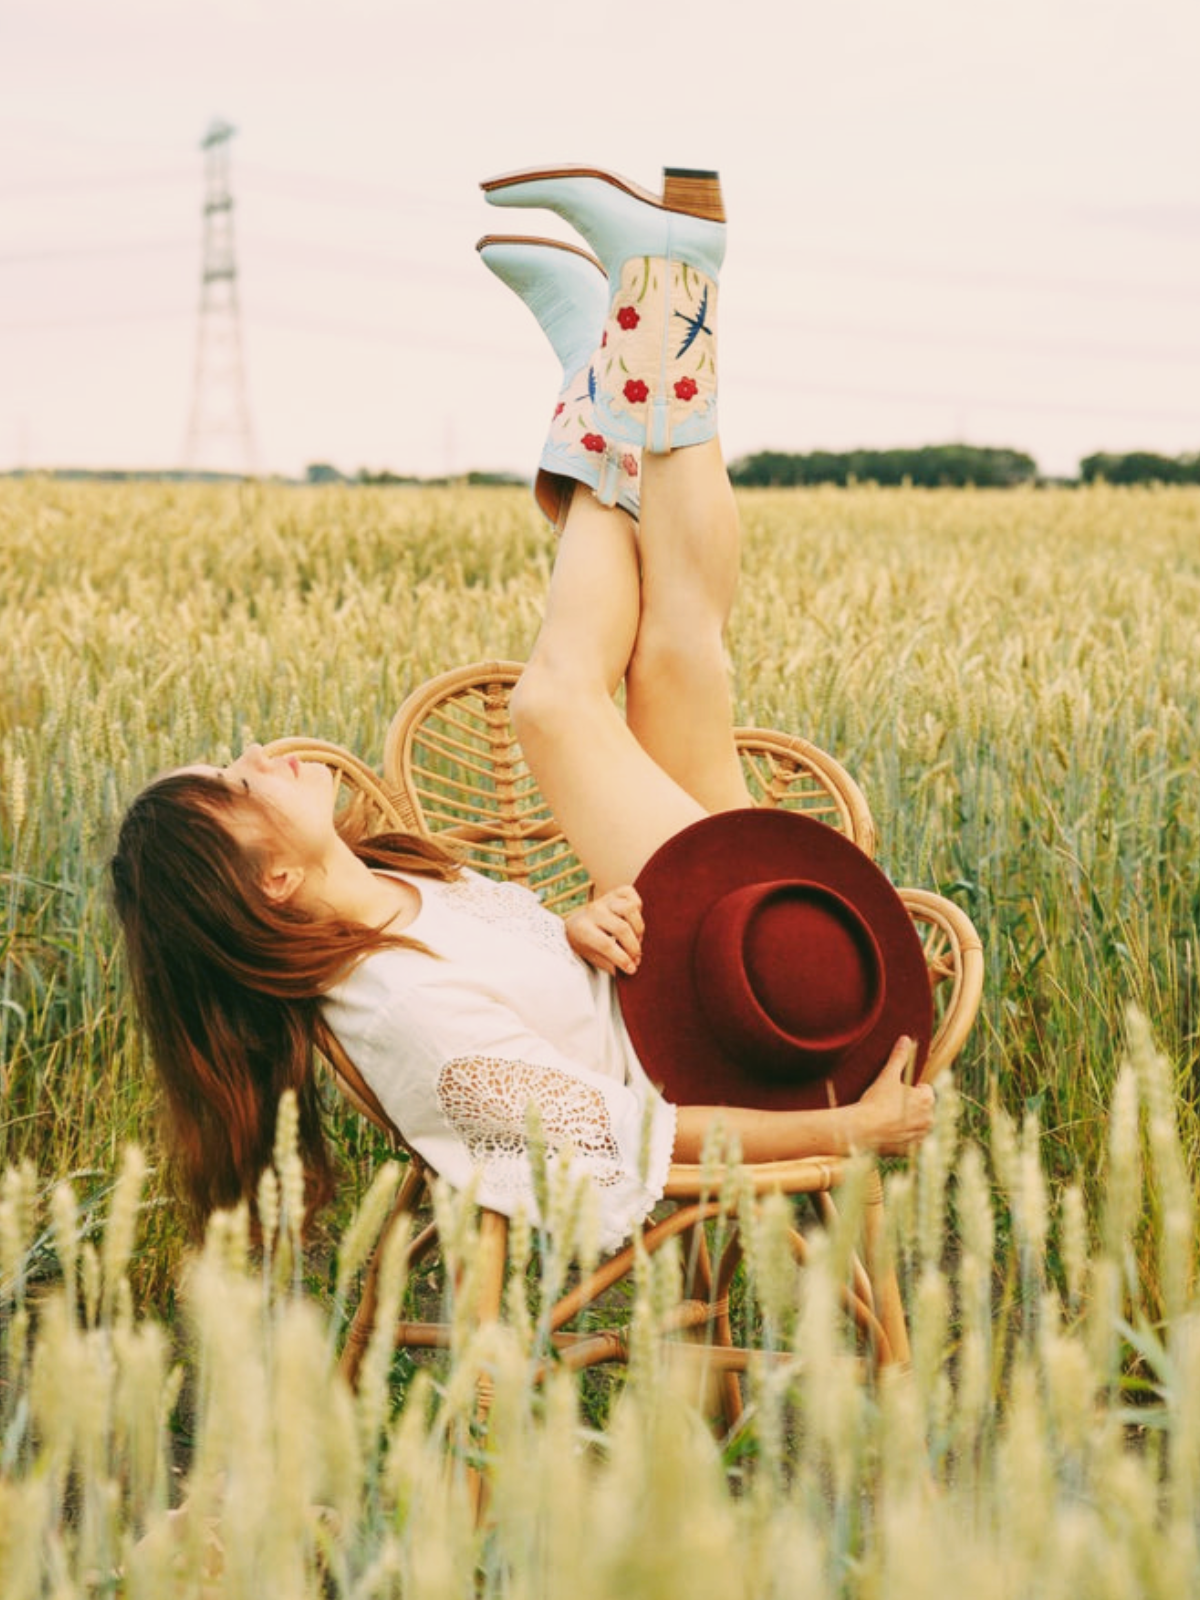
670, 1044, 934, 1161
672, 1102, 865, 1164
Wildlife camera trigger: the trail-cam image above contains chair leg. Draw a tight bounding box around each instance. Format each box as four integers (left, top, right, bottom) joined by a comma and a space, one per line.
464, 1210, 509, 1523
813, 1190, 877, 1317
862, 1168, 911, 1367
338, 1161, 428, 1388
684, 1228, 745, 1434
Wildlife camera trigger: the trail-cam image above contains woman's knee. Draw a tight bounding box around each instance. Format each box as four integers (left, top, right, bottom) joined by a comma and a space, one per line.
628, 611, 729, 699
510, 655, 584, 750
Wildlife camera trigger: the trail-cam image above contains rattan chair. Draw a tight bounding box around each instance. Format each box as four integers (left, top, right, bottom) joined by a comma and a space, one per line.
267, 660, 983, 1441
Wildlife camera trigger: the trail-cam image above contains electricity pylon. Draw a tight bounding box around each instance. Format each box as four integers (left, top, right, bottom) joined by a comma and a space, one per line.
183, 119, 258, 476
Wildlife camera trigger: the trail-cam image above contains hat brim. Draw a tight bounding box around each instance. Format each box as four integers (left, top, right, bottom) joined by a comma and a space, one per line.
618, 809, 932, 1111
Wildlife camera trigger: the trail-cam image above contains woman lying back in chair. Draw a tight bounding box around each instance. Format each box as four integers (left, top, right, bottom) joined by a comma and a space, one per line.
111, 163, 935, 1244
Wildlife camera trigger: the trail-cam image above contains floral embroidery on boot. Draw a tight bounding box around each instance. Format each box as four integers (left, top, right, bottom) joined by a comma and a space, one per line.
535, 359, 642, 527
593, 258, 718, 453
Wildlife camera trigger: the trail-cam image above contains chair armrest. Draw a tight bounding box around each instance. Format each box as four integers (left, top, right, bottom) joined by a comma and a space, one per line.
897, 888, 985, 1083
663, 1155, 845, 1199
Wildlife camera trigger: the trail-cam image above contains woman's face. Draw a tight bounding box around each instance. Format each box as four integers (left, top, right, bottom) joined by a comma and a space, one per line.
178, 744, 339, 864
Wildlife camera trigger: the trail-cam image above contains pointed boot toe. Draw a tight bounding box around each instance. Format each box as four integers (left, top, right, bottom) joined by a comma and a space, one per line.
476, 233, 641, 527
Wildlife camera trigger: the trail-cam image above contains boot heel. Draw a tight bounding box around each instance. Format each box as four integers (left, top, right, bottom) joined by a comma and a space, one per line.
662, 168, 725, 223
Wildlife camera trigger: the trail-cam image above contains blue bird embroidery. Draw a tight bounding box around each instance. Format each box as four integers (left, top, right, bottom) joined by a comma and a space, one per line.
674, 284, 711, 359
571, 366, 597, 406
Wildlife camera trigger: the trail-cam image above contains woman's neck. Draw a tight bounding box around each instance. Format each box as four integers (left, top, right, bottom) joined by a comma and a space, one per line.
294, 838, 421, 932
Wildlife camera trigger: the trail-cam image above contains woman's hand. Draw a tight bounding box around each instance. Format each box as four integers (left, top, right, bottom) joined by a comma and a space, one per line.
850, 1036, 936, 1155
565, 886, 644, 976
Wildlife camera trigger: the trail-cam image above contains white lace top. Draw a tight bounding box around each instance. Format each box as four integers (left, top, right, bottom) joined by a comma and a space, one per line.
321, 869, 677, 1250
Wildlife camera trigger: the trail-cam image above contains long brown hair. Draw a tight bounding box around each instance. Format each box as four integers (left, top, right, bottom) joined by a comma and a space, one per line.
110, 771, 459, 1228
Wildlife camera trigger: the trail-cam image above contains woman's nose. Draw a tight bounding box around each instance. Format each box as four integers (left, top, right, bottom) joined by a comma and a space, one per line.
241, 742, 266, 766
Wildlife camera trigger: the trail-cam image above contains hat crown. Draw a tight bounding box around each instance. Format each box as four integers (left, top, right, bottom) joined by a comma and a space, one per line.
693, 880, 885, 1081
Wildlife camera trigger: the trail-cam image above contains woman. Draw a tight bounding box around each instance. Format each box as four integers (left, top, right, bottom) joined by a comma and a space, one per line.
111, 164, 934, 1245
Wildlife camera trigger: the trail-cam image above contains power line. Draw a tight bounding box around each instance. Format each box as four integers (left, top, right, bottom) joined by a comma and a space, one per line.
0, 308, 187, 331
238, 162, 462, 214
766, 249, 1200, 309
0, 168, 191, 197
735, 311, 1200, 367
721, 368, 1200, 427
0, 239, 192, 265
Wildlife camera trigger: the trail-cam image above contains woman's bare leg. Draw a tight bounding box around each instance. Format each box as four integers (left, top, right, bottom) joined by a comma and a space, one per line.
515, 433, 754, 888
625, 439, 752, 813
511, 492, 708, 892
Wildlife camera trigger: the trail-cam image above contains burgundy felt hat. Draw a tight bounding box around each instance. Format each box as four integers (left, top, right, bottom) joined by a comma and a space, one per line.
617, 809, 932, 1110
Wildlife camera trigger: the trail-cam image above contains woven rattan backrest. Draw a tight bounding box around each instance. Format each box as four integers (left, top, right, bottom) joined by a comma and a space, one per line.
733, 727, 876, 858
382, 661, 589, 913
383, 661, 878, 913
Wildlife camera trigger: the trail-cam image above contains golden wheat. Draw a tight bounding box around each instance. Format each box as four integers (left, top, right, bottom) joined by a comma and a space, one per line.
2, 478, 1200, 1588
0, 1027, 1195, 1595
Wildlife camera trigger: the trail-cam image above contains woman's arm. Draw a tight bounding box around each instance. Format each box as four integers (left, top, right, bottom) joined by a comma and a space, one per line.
671, 1037, 935, 1162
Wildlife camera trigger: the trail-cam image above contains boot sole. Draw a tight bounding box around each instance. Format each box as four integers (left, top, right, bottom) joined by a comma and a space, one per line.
475, 234, 603, 273
480, 165, 725, 225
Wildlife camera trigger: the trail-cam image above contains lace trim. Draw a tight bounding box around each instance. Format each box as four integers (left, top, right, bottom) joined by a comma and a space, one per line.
431, 873, 574, 962
436, 1055, 623, 1192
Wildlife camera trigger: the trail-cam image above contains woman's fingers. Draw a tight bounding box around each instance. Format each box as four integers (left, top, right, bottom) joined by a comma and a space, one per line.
599, 885, 644, 939
855, 1036, 935, 1154
879, 1034, 917, 1081
590, 888, 644, 965
601, 920, 641, 971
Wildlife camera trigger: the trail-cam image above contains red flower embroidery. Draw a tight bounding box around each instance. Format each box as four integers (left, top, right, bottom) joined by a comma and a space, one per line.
674, 376, 698, 401
601, 331, 608, 348
554, 402, 565, 418
621, 453, 638, 478
616, 306, 640, 330
582, 433, 606, 453
623, 378, 649, 404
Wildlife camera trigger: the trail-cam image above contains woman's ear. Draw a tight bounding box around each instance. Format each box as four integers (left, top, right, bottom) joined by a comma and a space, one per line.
260, 862, 306, 906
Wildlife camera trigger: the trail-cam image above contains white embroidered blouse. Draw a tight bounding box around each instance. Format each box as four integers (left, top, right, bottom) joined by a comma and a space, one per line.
320, 869, 678, 1250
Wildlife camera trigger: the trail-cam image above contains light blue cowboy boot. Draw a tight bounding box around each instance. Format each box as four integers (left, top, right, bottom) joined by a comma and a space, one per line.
478, 235, 641, 529
482, 166, 725, 454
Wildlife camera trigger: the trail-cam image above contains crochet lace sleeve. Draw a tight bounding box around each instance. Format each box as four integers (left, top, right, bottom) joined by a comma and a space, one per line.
436, 1055, 627, 1195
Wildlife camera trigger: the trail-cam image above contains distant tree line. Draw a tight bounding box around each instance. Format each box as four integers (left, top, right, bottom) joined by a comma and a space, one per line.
728, 446, 1200, 489
324, 465, 527, 487
1079, 451, 1200, 485
727, 445, 1038, 488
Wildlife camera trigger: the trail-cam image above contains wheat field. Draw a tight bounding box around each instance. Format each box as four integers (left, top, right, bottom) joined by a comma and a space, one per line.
2, 478, 1199, 1594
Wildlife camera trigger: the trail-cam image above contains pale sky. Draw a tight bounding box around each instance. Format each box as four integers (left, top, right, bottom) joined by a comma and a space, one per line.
3, 0, 1198, 482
